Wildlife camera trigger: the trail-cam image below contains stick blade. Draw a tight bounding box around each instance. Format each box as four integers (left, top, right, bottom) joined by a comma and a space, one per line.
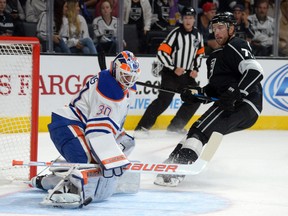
200, 132, 223, 162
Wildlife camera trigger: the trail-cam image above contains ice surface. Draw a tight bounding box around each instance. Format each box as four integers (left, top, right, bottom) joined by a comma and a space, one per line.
0, 130, 288, 216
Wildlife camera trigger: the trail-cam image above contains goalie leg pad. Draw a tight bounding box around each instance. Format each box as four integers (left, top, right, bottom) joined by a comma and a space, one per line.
91, 176, 118, 202
31, 166, 72, 190
31, 174, 62, 191
42, 193, 82, 209
40, 167, 99, 208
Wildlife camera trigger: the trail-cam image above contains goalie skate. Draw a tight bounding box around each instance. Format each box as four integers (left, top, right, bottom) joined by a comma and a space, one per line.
40, 191, 83, 209
154, 174, 185, 187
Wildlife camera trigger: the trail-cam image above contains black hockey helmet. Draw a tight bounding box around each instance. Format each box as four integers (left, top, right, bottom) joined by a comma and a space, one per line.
180, 6, 196, 17
211, 12, 237, 26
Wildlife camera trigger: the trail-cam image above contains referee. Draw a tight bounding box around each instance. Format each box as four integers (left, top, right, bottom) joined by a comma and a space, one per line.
135, 6, 205, 135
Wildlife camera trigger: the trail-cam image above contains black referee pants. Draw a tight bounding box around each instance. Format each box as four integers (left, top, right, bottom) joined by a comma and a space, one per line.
136, 67, 200, 131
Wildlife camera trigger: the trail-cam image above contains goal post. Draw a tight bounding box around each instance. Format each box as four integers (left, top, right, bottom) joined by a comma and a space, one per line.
0, 37, 40, 182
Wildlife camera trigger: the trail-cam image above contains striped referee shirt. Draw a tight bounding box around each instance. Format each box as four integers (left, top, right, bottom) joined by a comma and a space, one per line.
157, 25, 204, 72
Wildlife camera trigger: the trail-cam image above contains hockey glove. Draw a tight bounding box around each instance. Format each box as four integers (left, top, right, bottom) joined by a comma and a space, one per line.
180, 87, 206, 104
116, 132, 135, 157
216, 86, 242, 111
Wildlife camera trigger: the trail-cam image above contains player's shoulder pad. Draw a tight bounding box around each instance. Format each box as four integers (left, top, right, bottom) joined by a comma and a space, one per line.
228, 37, 250, 51
97, 70, 125, 100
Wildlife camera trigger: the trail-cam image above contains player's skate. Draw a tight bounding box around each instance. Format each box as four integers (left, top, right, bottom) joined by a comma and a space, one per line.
154, 174, 185, 187
166, 124, 187, 135
133, 126, 150, 138
154, 137, 201, 187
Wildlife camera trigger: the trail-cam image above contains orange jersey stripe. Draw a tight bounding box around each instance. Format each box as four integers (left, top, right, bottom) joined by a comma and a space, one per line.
158, 43, 172, 55
197, 47, 205, 55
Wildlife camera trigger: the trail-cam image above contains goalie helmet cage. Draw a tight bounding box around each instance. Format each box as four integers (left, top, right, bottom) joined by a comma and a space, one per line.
0, 37, 40, 182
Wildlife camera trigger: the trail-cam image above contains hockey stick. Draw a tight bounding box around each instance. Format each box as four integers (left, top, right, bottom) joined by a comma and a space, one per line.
136, 81, 219, 102
36, 155, 62, 176
98, 51, 107, 70
12, 132, 223, 175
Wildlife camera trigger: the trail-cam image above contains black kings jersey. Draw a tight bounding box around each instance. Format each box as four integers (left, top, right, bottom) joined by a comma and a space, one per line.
206, 36, 263, 96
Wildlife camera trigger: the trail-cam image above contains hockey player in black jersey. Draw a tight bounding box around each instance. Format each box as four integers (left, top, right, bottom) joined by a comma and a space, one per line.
154, 12, 264, 187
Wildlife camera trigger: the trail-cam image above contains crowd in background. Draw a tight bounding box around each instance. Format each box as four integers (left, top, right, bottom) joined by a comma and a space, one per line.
0, 0, 287, 57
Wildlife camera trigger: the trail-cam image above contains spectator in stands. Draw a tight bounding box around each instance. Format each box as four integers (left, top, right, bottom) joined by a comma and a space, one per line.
150, 0, 170, 31
248, 0, 274, 56
18, 0, 25, 8
233, 4, 254, 42
5, 0, 25, 20
62, 0, 97, 54
168, 0, 180, 26
0, 0, 14, 36
197, 2, 219, 55
5, 0, 25, 36
83, 0, 97, 7
93, 0, 117, 54
25, 0, 46, 22
243, 0, 252, 15
279, 0, 288, 56
267, 0, 275, 17
124, 0, 152, 53
95, 0, 118, 17
199, 0, 251, 14
79, 0, 97, 24
37, 0, 70, 53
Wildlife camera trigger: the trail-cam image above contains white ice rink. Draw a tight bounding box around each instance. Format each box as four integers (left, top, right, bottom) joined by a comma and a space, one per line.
0, 130, 288, 216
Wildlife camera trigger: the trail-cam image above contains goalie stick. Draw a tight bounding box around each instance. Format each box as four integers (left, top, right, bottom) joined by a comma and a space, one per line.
12, 132, 223, 176
136, 81, 219, 102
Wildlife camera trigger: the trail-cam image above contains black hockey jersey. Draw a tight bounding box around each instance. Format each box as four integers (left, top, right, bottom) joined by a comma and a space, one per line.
205, 36, 263, 113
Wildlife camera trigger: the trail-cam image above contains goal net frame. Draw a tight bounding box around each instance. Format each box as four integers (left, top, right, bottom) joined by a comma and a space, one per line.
0, 36, 40, 181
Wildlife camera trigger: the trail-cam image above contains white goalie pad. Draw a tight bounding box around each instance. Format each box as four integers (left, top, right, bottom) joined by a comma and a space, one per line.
89, 133, 130, 170
40, 167, 99, 208
92, 176, 118, 202
41, 193, 83, 209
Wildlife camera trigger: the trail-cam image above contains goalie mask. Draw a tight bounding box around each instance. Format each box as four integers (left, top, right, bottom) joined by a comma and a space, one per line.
111, 51, 141, 88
